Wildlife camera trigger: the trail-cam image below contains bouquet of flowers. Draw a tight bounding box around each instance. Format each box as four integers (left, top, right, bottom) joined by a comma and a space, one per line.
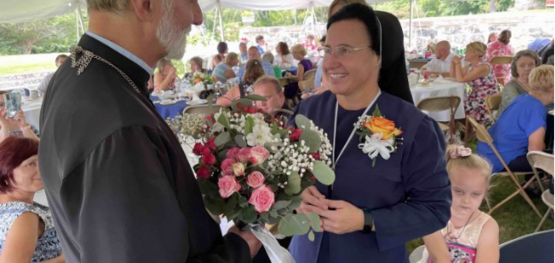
189, 96, 335, 262
165, 113, 212, 143
190, 72, 213, 87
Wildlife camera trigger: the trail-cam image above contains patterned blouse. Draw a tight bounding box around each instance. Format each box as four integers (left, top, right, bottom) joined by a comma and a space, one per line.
0, 202, 62, 262
484, 40, 514, 79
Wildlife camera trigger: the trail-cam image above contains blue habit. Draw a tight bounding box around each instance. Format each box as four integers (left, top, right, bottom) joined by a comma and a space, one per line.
289, 91, 451, 263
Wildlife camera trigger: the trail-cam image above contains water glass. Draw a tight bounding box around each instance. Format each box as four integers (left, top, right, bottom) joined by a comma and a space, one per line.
3, 93, 21, 118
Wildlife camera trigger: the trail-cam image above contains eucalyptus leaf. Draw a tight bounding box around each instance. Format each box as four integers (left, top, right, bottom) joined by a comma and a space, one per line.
278, 213, 310, 236
289, 195, 302, 210
217, 113, 230, 129
300, 129, 321, 153
223, 194, 238, 215
234, 135, 247, 148
312, 160, 335, 185
269, 209, 278, 218
273, 200, 292, 210
294, 114, 312, 129
284, 171, 301, 195
206, 93, 216, 108
239, 206, 257, 224
244, 116, 255, 135
215, 132, 231, 146
306, 213, 322, 232
308, 230, 315, 241
244, 94, 267, 101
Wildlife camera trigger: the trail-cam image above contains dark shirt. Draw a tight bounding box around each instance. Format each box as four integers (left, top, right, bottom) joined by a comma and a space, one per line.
288, 91, 451, 263
39, 34, 250, 262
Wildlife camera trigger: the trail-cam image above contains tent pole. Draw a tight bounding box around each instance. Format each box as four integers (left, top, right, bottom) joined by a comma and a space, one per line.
218, 0, 224, 41
75, 9, 80, 43
77, 7, 85, 33
409, 0, 413, 48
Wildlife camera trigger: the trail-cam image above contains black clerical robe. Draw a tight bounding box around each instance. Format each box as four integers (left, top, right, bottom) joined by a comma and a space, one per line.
39, 34, 250, 262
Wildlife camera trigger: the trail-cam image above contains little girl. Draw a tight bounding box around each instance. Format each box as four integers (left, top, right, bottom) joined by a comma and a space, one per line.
420, 145, 500, 263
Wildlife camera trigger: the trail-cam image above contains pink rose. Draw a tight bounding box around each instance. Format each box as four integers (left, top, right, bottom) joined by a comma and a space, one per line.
232, 162, 245, 176
226, 148, 240, 160
196, 166, 211, 179
237, 148, 251, 163
248, 185, 275, 213
246, 171, 265, 188
206, 137, 217, 151
221, 158, 235, 175
250, 146, 269, 164
218, 176, 242, 199
201, 153, 217, 166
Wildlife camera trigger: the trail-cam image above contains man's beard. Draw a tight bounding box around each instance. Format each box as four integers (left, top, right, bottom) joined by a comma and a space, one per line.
156, 0, 191, 59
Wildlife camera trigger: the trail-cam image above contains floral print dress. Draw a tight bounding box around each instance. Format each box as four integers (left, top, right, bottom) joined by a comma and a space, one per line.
465, 62, 500, 125
484, 40, 514, 79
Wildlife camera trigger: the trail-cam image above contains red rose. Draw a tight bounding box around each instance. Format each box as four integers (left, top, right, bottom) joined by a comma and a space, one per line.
289, 129, 303, 142
196, 166, 211, 179
201, 154, 217, 166
206, 137, 217, 150
310, 152, 321, 160
192, 143, 205, 155
205, 115, 216, 124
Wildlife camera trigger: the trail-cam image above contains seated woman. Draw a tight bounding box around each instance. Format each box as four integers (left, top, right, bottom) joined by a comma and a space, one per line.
284, 44, 313, 99
496, 49, 541, 119
0, 91, 39, 143
154, 58, 178, 92
274, 42, 295, 69
0, 137, 64, 262
262, 52, 282, 78
450, 42, 500, 125
212, 52, 239, 83
419, 145, 499, 263
184, 56, 205, 80
216, 59, 265, 107
478, 65, 553, 174
211, 42, 228, 70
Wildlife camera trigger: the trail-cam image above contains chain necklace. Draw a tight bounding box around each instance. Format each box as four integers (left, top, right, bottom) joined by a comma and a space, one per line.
70, 46, 141, 94
446, 211, 475, 242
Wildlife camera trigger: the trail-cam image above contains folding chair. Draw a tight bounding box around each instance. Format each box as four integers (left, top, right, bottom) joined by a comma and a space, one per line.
467, 117, 542, 218
302, 69, 317, 81
527, 151, 554, 232
417, 96, 461, 141
499, 230, 554, 263
485, 93, 502, 122
298, 79, 315, 93
183, 105, 223, 116
489, 56, 514, 86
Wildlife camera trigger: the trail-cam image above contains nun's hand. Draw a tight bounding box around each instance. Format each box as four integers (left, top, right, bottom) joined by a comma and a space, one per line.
297, 186, 328, 215
319, 200, 364, 235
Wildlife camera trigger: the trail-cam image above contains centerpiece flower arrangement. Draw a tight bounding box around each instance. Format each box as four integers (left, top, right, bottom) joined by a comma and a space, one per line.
184, 96, 335, 261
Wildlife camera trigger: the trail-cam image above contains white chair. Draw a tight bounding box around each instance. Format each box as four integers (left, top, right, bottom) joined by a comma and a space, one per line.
408, 245, 425, 263
527, 151, 554, 232
183, 105, 222, 115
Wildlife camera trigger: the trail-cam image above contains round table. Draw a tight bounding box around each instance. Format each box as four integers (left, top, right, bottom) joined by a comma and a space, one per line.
410, 80, 467, 122
151, 96, 189, 120
21, 98, 42, 132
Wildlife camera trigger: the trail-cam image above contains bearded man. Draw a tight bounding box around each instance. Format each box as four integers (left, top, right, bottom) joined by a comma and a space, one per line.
39, 0, 260, 262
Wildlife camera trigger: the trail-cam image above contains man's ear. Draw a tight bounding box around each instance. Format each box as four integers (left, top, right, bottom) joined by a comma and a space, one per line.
129, 0, 154, 22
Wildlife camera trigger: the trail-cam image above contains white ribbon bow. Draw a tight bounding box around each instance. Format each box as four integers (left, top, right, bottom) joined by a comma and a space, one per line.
358, 133, 395, 161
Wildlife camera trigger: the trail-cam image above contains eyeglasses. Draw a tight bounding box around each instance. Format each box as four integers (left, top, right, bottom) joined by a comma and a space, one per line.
321, 46, 372, 58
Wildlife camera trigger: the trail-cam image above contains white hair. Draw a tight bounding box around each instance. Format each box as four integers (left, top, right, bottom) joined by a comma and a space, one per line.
156, 0, 191, 59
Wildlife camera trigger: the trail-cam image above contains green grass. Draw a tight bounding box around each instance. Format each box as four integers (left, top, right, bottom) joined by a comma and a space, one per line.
406, 139, 554, 255
0, 54, 59, 76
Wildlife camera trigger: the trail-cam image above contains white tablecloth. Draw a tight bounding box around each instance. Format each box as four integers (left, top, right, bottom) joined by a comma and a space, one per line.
411, 80, 466, 122
21, 98, 42, 132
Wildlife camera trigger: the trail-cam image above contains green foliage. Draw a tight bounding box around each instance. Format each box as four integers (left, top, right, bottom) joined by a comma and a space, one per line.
372, 0, 516, 18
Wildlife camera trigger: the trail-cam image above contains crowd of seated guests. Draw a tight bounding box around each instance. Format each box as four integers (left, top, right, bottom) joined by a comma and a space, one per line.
451, 41, 500, 126
0, 137, 64, 262
478, 65, 554, 195
421, 40, 454, 78
183, 56, 206, 80
153, 58, 178, 92
496, 49, 541, 119
212, 52, 239, 83
0, 91, 39, 143
216, 59, 266, 107
236, 46, 275, 80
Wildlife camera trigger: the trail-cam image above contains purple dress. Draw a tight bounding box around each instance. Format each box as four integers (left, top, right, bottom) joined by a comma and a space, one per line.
285, 59, 314, 99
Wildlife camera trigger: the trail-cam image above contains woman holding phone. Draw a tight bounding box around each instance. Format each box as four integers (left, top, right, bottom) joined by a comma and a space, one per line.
0, 91, 39, 143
